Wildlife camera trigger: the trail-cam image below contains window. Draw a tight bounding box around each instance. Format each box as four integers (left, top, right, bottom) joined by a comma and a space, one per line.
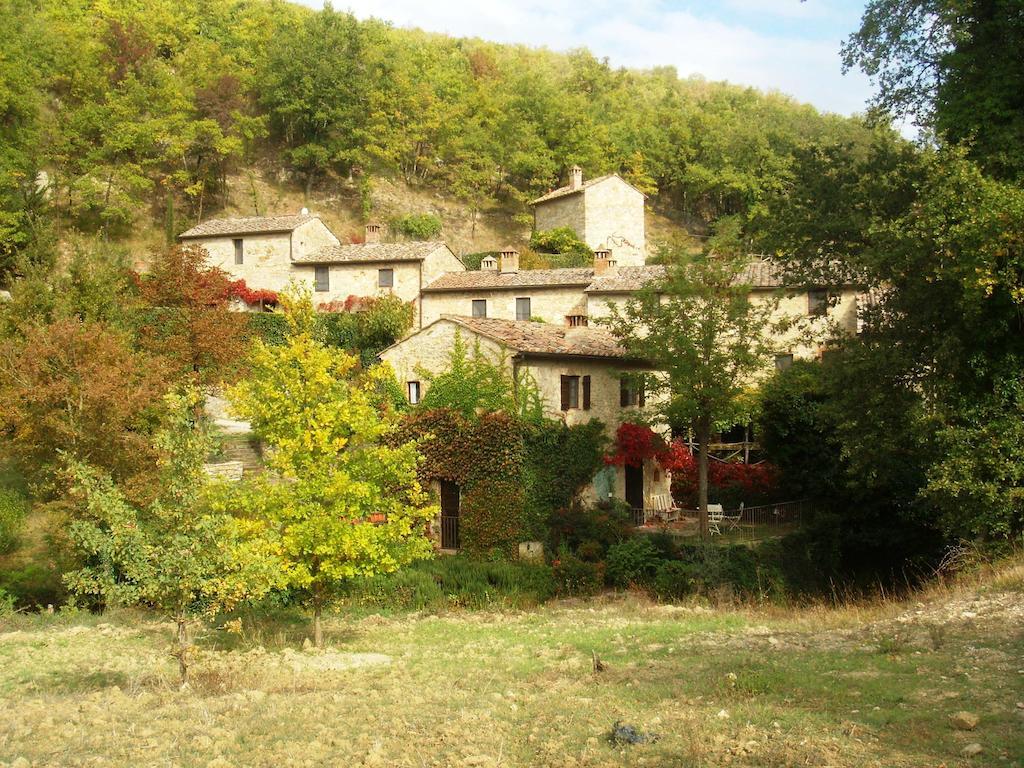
233, 238, 243, 265
314, 265, 329, 292
774, 353, 794, 371
808, 288, 829, 316
567, 315, 589, 327
560, 375, 580, 411
407, 381, 421, 405
471, 299, 487, 318
516, 297, 531, 321
620, 378, 645, 408
378, 268, 394, 288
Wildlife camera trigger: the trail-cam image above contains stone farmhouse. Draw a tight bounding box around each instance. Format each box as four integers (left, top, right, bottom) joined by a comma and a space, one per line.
179, 215, 463, 321
179, 169, 860, 533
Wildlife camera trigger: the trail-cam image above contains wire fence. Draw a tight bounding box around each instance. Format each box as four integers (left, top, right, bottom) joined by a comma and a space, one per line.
634, 499, 809, 543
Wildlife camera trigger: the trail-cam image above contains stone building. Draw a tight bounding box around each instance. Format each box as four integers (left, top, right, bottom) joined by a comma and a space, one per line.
379, 315, 671, 513
179, 217, 464, 313
178, 213, 340, 293
530, 167, 647, 267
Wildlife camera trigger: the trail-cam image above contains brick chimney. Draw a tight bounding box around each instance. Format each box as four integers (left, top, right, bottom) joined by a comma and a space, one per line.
480, 254, 498, 271
593, 246, 617, 276
499, 246, 519, 274
364, 222, 382, 243
569, 165, 583, 190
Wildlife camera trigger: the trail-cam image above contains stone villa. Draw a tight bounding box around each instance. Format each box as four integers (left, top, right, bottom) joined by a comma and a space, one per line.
180, 169, 858, 527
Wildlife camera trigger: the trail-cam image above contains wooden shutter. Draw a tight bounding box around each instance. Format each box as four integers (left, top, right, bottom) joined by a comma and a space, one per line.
638, 379, 646, 407
620, 379, 629, 407
560, 375, 570, 411
582, 376, 591, 410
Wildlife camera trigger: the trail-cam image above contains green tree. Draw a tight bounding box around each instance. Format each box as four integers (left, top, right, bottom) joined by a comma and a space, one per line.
601, 252, 779, 537
65, 390, 286, 685
843, 0, 1024, 180
227, 288, 435, 646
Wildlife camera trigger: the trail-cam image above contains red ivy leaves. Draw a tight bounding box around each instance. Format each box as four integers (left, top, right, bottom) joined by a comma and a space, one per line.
227, 279, 278, 306
604, 422, 669, 468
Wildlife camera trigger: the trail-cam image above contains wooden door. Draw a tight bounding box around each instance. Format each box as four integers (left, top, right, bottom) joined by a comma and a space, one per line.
440, 480, 460, 550
625, 465, 644, 512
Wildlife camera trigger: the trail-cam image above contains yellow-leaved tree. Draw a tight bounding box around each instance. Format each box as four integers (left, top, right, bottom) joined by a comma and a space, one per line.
226, 286, 435, 646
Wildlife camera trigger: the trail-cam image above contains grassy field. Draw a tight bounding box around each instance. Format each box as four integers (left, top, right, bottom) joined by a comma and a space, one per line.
1, 565, 1023, 767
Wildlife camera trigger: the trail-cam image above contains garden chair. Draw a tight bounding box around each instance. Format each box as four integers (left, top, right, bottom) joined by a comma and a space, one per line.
722, 502, 743, 531
707, 503, 724, 535
647, 493, 679, 524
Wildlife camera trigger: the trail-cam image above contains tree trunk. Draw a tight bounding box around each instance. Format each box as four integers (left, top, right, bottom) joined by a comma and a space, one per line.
696, 415, 711, 541
313, 603, 324, 648
175, 616, 190, 687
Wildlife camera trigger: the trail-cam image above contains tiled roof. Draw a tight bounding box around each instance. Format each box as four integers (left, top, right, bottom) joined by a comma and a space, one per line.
585, 265, 666, 293
735, 259, 784, 288
179, 214, 315, 239
529, 174, 629, 205
422, 268, 595, 292
294, 241, 447, 264
440, 315, 630, 359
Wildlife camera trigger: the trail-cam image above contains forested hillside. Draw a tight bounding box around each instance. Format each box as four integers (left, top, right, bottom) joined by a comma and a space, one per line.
0, 0, 888, 281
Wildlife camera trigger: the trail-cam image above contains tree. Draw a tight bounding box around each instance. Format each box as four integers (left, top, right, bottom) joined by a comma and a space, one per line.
226, 288, 435, 646
0, 319, 168, 498
65, 390, 286, 685
843, 0, 1024, 181
601, 252, 778, 537
136, 244, 249, 388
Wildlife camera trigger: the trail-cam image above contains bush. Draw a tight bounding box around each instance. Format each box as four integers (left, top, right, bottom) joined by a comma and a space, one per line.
391, 213, 442, 240
652, 560, 697, 600
548, 499, 633, 558
0, 562, 67, 608
530, 227, 593, 267
552, 551, 604, 596
248, 313, 289, 346
344, 556, 553, 610
0, 488, 28, 553
605, 537, 663, 588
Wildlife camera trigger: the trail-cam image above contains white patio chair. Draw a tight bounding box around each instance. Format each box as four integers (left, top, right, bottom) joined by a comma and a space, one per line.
707, 503, 724, 535
722, 501, 743, 531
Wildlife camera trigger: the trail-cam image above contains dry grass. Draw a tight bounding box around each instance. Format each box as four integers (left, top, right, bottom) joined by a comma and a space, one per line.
2, 563, 1023, 768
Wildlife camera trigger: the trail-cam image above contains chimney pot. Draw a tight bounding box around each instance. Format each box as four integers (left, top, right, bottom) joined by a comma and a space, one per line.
480, 254, 498, 271
593, 246, 617, 276
364, 222, 382, 243
499, 247, 519, 274
569, 165, 583, 190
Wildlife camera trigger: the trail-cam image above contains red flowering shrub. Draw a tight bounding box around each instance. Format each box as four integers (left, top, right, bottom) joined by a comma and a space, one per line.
605, 422, 669, 467
664, 439, 779, 508
227, 279, 278, 306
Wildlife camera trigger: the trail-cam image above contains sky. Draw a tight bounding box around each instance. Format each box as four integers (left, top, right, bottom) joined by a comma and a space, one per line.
296, 0, 876, 118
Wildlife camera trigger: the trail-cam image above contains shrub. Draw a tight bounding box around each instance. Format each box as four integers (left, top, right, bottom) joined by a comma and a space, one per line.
653, 560, 698, 600
0, 588, 14, 617
548, 499, 633, 557
344, 556, 553, 610
530, 227, 593, 267
0, 488, 28, 554
248, 313, 289, 345
391, 213, 442, 240
552, 551, 604, 596
605, 536, 663, 588
0, 562, 66, 608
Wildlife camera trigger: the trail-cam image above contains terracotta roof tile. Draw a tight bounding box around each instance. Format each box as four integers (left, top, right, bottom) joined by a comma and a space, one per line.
440, 315, 629, 359
734, 259, 785, 288
585, 265, 666, 293
179, 214, 316, 239
423, 268, 595, 292
294, 241, 448, 264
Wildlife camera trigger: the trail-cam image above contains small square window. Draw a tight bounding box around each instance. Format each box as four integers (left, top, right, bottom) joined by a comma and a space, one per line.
516, 297, 531, 321
233, 238, 243, 265
407, 381, 420, 405
378, 268, 394, 288
472, 299, 487, 318
808, 289, 829, 316
314, 265, 329, 292
774, 353, 794, 371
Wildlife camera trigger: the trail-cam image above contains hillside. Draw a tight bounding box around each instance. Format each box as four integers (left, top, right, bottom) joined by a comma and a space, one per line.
2, 561, 1022, 767
0, 0, 886, 279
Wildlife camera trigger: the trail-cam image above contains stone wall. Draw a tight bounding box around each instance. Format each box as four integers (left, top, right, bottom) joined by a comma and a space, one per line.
379, 318, 506, 394
582, 178, 646, 266
533, 194, 586, 240
420, 285, 587, 326
294, 261, 423, 307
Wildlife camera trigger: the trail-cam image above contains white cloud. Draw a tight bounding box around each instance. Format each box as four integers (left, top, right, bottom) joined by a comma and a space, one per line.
321, 0, 873, 116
